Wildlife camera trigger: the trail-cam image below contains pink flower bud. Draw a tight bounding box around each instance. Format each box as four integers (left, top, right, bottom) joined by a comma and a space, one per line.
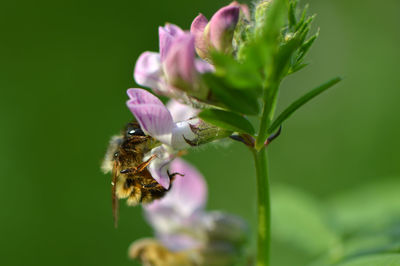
209, 5, 240, 53
190, 3, 240, 58
163, 33, 197, 90
190, 14, 209, 59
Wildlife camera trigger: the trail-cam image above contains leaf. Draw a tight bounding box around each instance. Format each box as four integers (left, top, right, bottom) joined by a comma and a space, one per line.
288, 0, 298, 29
336, 254, 400, 266
268, 77, 341, 133
258, 0, 286, 42
243, 0, 286, 72
271, 34, 303, 80
199, 109, 255, 135
288, 62, 309, 75
202, 73, 260, 115
272, 185, 340, 255
295, 4, 309, 32
210, 52, 263, 91
297, 30, 319, 63
328, 178, 400, 234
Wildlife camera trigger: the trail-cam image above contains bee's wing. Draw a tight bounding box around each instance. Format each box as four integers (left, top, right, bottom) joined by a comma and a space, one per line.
112, 161, 119, 228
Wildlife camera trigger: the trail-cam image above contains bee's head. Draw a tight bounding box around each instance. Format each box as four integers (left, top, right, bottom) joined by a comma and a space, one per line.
125, 122, 146, 138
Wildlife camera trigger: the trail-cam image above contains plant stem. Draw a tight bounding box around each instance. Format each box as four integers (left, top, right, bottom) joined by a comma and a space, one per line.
255, 81, 279, 150
252, 147, 270, 266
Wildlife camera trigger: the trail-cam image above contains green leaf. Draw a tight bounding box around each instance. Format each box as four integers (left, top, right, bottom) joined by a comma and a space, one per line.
199, 109, 255, 135
246, 0, 286, 72
297, 30, 319, 63
272, 34, 303, 80
202, 73, 260, 115
272, 185, 340, 255
288, 62, 309, 75
210, 52, 263, 91
268, 77, 341, 133
295, 4, 309, 32
337, 254, 400, 266
257, 0, 286, 42
288, 0, 298, 29
308, 178, 400, 266
328, 178, 400, 234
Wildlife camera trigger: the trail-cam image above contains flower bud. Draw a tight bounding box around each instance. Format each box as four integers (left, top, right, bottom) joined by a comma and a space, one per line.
204, 211, 248, 247
163, 33, 197, 90
254, 0, 273, 35
171, 118, 232, 149
230, 1, 251, 21
190, 3, 240, 59
208, 5, 240, 54
191, 14, 209, 59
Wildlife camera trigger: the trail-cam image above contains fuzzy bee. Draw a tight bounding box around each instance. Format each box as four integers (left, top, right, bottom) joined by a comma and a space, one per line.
102, 122, 177, 227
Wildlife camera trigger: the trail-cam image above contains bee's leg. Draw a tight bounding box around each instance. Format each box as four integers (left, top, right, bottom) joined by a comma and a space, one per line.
136, 155, 157, 173
120, 155, 157, 174
167, 170, 184, 181
120, 168, 134, 174
142, 182, 159, 188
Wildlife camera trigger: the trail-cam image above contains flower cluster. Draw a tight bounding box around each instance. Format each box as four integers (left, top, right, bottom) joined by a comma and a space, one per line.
119, 3, 252, 264
134, 2, 245, 104
105, 0, 339, 265
126, 2, 249, 189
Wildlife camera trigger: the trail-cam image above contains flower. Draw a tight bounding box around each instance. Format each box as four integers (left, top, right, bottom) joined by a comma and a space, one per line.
190, 2, 241, 59
126, 88, 230, 189
134, 24, 213, 102
129, 159, 248, 266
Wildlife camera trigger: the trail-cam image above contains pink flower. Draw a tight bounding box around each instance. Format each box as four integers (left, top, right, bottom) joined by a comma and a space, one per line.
126, 89, 229, 189
129, 159, 248, 265
126, 88, 198, 188
134, 24, 213, 101
191, 3, 241, 59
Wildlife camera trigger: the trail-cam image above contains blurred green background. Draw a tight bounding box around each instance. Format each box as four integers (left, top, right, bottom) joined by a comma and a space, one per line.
1, 0, 399, 265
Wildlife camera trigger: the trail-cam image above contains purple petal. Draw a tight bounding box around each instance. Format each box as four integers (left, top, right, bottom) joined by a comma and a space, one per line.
127, 88, 164, 105
190, 13, 209, 59
134, 52, 162, 90
169, 159, 207, 214
126, 89, 174, 144
146, 158, 207, 217
151, 78, 183, 98
209, 5, 240, 52
195, 58, 214, 74
146, 146, 174, 189
230, 1, 251, 21
166, 100, 199, 122
163, 33, 197, 87
159, 24, 185, 61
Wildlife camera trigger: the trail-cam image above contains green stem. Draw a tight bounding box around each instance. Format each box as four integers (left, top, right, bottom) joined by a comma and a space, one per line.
253, 79, 279, 265
252, 147, 270, 266
255, 81, 280, 150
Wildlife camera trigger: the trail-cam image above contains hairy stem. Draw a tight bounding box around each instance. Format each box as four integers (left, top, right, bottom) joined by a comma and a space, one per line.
252, 147, 270, 266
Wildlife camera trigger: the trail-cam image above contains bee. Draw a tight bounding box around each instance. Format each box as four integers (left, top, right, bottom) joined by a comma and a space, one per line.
102, 122, 177, 227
